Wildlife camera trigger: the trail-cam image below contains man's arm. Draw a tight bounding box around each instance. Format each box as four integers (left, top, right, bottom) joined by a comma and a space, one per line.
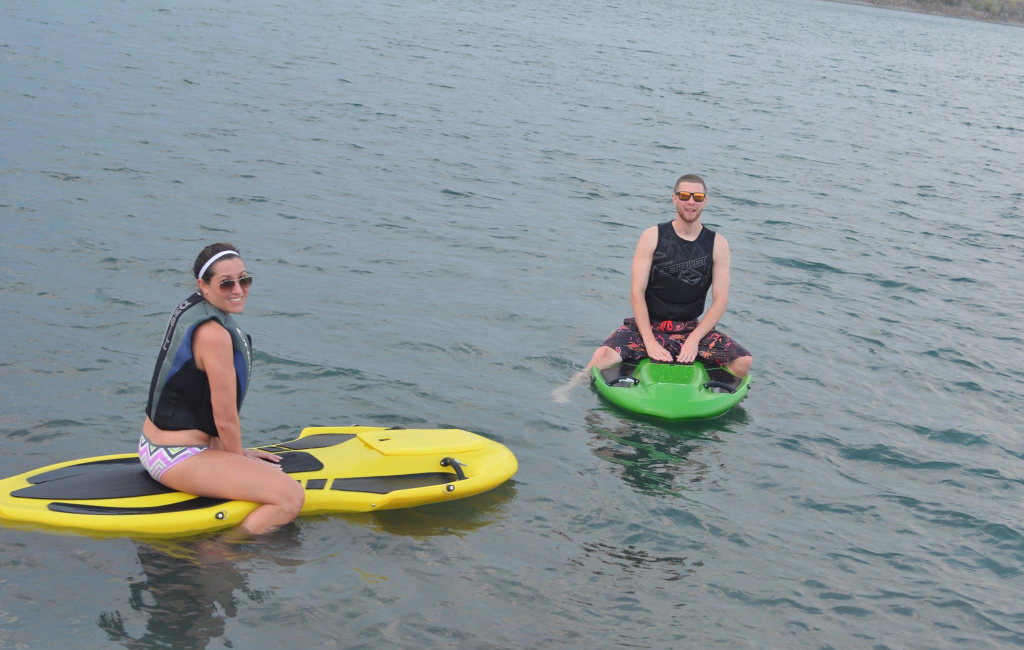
677, 234, 731, 362
630, 227, 674, 362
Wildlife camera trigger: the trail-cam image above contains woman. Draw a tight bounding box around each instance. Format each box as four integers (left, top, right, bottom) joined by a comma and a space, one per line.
139, 243, 304, 534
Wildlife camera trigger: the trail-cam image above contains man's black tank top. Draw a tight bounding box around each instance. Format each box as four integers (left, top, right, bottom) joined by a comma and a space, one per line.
644, 222, 716, 322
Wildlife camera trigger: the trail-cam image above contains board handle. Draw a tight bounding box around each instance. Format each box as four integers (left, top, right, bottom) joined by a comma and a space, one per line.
440, 457, 466, 481
703, 381, 738, 394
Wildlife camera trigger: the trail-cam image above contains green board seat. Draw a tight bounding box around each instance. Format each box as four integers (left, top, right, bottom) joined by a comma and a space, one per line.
591, 360, 750, 420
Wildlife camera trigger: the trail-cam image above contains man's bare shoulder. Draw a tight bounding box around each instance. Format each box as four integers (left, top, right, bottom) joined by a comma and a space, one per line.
634, 225, 659, 254
638, 225, 659, 243
713, 231, 730, 254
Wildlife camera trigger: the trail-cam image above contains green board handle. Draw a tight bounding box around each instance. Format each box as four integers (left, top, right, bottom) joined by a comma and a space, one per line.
703, 381, 738, 394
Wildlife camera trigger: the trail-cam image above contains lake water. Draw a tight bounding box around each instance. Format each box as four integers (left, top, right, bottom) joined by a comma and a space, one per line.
2, 0, 1023, 647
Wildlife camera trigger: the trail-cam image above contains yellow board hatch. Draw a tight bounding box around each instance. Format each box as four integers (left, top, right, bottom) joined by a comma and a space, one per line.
356, 429, 484, 456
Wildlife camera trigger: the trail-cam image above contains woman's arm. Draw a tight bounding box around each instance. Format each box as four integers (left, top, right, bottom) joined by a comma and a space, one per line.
192, 321, 243, 454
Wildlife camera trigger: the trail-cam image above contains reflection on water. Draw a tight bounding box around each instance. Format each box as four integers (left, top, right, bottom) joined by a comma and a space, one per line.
337, 482, 517, 538
584, 407, 749, 496
579, 540, 697, 583
90, 494, 513, 648
97, 527, 301, 650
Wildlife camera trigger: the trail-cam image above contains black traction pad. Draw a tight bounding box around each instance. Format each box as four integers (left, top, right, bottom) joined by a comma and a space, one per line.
48, 497, 229, 516
14, 452, 322, 500
276, 451, 323, 473
705, 367, 744, 392
27, 457, 152, 485
266, 434, 356, 451
330, 472, 458, 494
16, 459, 172, 500
599, 363, 638, 385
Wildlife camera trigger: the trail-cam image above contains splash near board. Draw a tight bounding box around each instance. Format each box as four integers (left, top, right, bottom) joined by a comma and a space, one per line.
591, 360, 750, 420
0, 426, 517, 537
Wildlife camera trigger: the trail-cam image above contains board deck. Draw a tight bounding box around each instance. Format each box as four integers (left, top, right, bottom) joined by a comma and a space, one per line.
592, 360, 750, 420
0, 426, 518, 536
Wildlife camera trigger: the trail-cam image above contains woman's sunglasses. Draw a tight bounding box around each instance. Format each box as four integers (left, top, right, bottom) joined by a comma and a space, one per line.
675, 191, 707, 202
210, 276, 254, 292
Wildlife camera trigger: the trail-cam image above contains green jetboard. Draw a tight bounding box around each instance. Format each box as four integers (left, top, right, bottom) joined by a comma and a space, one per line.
591, 359, 750, 420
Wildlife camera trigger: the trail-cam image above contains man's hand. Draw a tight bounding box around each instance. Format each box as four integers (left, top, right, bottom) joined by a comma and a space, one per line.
645, 339, 674, 362
676, 337, 700, 364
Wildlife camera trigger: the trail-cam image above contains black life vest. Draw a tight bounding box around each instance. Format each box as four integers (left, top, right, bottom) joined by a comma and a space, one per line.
644, 222, 716, 322
145, 293, 252, 437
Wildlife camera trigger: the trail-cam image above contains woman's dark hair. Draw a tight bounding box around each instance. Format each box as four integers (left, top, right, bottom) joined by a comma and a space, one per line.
193, 243, 241, 281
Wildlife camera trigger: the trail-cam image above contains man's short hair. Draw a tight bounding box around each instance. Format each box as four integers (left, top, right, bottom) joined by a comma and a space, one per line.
674, 174, 706, 192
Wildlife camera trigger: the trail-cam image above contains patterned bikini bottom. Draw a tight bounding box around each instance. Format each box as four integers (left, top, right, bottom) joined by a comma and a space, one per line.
138, 433, 208, 482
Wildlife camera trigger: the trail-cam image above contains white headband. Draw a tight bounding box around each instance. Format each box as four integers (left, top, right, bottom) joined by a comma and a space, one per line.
197, 250, 240, 280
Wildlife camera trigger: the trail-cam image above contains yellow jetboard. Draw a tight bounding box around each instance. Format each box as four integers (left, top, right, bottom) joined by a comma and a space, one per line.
0, 426, 518, 537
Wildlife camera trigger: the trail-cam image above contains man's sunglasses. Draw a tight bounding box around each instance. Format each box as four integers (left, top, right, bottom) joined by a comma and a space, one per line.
675, 191, 707, 202
210, 276, 254, 292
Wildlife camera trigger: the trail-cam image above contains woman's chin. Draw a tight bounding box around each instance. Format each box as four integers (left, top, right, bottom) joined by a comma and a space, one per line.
221, 298, 246, 313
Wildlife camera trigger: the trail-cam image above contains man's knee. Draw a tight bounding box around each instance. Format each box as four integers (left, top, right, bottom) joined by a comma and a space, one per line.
727, 355, 752, 377
588, 346, 622, 371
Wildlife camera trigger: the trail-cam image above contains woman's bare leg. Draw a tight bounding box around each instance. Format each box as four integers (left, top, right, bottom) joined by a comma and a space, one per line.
160, 451, 305, 535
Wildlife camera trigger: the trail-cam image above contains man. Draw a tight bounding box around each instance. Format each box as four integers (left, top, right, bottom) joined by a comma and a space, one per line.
586, 174, 752, 377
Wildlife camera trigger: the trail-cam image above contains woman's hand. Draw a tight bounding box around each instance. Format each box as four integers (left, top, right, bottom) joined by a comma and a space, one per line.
243, 448, 283, 466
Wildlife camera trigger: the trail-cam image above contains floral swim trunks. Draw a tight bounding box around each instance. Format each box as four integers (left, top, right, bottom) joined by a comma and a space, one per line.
602, 318, 751, 366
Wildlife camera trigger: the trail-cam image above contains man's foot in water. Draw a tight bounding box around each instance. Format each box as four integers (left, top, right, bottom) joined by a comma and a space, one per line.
552, 370, 591, 403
